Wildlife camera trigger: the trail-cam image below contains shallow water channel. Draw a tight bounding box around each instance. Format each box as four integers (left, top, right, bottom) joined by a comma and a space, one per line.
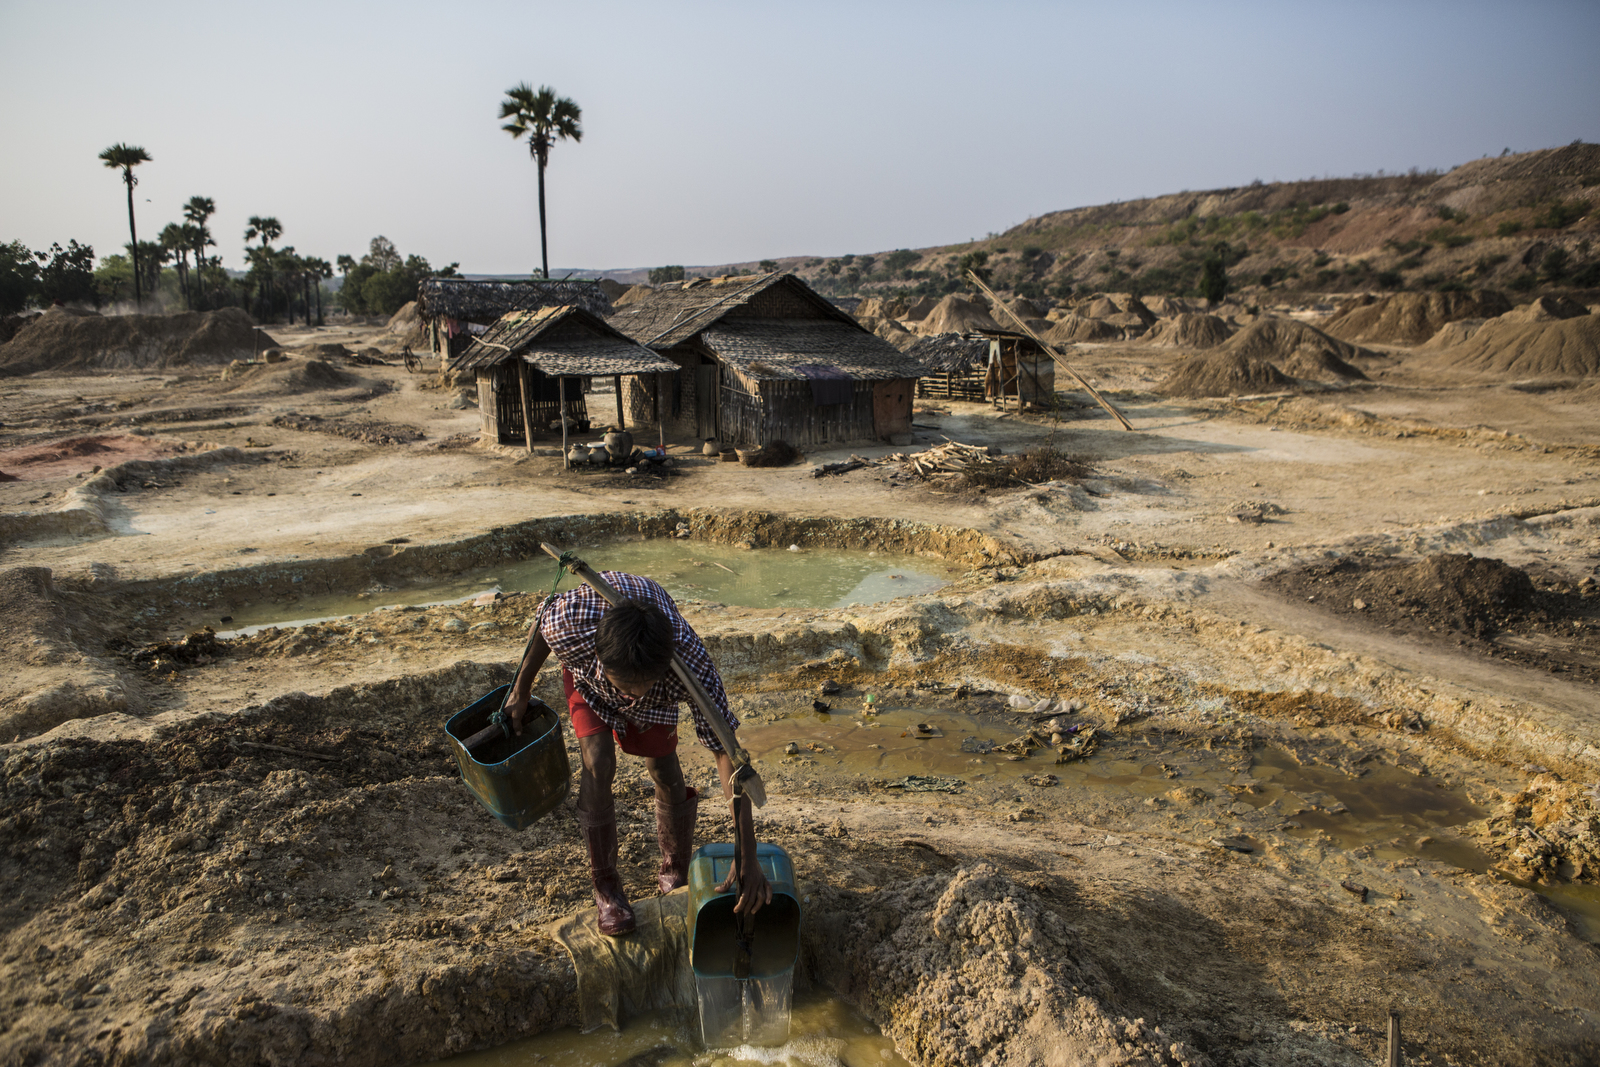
433, 995, 909, 1067
214, 541, 962, 635
739, 704, 1600, 940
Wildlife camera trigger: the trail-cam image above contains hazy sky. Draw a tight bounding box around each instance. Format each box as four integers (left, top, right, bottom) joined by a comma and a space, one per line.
4, 0, 1597, 276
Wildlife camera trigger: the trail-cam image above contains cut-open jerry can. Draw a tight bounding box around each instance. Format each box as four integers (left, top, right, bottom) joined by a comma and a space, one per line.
445, 685, 570, 830
687, 843, 802, 1046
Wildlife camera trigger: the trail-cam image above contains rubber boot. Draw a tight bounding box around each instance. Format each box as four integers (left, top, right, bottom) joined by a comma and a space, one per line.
577, 802, 636, 936
656, 786, 699, 893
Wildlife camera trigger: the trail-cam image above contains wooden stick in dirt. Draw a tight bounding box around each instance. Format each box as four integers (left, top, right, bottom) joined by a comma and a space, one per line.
966, 271, 1135, 431
559, 376, 570, 469
518, 360, 536, 455
539, 542, 768, 807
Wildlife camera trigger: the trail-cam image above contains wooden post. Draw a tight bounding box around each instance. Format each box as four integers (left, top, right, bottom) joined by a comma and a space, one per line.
656, 374, 665, 452
559, 376, 569, 469
614, 374, 625, 430
517, 360, 535, 454
1387, 1011, 1401, 1067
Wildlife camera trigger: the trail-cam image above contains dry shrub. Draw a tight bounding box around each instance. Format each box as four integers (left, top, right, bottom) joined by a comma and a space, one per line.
960, 444, 1090, 490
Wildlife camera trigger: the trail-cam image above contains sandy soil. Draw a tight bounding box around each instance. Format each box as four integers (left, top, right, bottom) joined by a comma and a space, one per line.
1, 322, 1598, 1067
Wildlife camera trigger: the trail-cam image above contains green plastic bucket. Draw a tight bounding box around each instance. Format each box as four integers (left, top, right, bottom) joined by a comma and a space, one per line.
687, 843, 801, 979
445, 685, 570, 831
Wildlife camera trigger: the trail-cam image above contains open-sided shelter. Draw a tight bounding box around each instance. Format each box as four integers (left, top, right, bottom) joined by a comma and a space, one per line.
907, 331, 1056, 406
417, 278, 612, 364
609, 273, 926, 448
449, 306, 677, 447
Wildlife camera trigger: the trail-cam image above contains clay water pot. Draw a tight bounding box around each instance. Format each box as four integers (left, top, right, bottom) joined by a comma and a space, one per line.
604, 429, 634, 462
567, 444, 590, 464
702, 439, 720, 457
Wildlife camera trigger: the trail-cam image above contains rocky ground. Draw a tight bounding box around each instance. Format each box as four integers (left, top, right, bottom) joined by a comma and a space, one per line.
1, 321, 1598, 1067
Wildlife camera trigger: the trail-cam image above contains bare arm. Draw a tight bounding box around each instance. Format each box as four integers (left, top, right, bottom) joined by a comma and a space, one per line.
715, 750, 772, 915
506, 624, 553, 736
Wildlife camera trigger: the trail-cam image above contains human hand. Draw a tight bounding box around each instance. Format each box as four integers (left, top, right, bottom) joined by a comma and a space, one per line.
733, 855, 771, 916
505, 693, 530, 736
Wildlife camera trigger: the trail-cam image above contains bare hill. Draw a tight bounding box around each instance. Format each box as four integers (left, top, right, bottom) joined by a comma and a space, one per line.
0, 308, 275, 377
1323, 291, 1512, 345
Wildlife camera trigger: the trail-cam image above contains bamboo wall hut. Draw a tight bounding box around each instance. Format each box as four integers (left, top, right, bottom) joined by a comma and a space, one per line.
609, 273, 926, 449
908, 331, 1055, 407
417, 278, 612, 364
449, 306, 677, 447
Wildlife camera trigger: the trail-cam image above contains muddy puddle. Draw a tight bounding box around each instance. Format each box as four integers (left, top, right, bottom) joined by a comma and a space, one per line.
432, 995, 908, 1067
213, 541, 961, 635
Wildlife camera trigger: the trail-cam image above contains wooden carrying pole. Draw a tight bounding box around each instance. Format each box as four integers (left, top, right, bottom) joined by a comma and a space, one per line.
539, 542, 768, 807
966, 271, 1135, 431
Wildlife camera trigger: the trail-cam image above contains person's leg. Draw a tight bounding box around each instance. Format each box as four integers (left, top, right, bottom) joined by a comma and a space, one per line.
570, 697, 635, 935
644, 748, 697, 894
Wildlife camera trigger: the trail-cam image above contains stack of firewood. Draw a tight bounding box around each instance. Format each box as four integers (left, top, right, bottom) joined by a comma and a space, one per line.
886, 440, 999, 480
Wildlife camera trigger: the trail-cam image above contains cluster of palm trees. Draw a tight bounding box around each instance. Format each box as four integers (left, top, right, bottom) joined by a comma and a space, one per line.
98, 144, 330, 322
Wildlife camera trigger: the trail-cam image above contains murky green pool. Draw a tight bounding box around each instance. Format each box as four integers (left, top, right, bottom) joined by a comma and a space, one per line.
431, 995, 909, 1067
214, 540, 962, 636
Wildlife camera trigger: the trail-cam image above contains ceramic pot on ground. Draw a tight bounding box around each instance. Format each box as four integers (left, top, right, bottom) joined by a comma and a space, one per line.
702, 439, 720, 457
604, 429, 634, 463
567, 444, 590, 464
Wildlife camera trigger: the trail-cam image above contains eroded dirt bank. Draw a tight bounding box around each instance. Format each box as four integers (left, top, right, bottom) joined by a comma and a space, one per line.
3, 329, 1600, 1066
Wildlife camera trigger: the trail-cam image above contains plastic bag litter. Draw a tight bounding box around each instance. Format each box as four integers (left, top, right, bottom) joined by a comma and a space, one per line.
1007, 694, 1032, 708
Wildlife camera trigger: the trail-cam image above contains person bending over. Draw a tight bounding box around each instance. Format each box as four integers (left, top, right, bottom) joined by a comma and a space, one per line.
505, 572, 771, 936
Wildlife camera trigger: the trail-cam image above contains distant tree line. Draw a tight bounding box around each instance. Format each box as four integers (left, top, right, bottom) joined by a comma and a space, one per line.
336, 237, 457, 317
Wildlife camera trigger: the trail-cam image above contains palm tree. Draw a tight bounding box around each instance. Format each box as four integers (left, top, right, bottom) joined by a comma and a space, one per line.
99, 143, 152, 309
498, 83, 582, 279
183, 197, 215, 309
245, 216, 282, 319
304, 256, 333, 324
159, 223, 191, 306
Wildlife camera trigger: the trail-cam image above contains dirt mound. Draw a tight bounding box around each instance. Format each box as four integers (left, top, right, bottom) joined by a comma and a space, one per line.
1323, 291, 1512, 345
1144, 313, 1233, 349
1, 312, 40, 346
0, 308, 277, 376
1422, 319, 1486, 348
991, 297, 1045, 326
217, 359, 379, 396
1081, 296, 1122, 319
1497, 295, 1591, 323
900, 296, 938, 322
0, 434, 178, 481
1217, 317, 1372, 380
874, 319, 917, 350
596, 278, 629, 302
612, 285, 654, 308
914, 295, 1003, 335
856, 296, 909, 322
289, 342, 353, 361
383, 300, 425, 346
1039, 314, 1123, 343
1435, 314, 1600, 377
1158, 351, 1293, 396
270, 412, 424, 445
1142, 296, 1193, 317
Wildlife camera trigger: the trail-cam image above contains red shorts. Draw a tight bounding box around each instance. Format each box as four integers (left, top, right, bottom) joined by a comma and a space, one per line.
562, 669, 679, 758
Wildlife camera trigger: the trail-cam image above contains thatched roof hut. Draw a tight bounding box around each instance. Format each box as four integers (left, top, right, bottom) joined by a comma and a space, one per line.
416, 278, 612, 364
903, 331, 1055, 406
450, 305, 675, 448
610, 273, 926, 448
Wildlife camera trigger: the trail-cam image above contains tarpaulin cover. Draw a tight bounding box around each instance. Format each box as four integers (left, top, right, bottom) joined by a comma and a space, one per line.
545, 889, 697, 1033
792, 363, 853, 406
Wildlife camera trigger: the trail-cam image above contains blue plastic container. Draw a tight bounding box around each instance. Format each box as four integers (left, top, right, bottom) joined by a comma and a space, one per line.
687, 843, 801, 979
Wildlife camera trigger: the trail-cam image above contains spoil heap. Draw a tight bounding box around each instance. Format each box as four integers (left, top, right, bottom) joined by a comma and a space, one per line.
384, 300, 425, 346
0, 307, 273, 376
1040, 314, 1123, 343
1216, 317, 1371, 382
915, 295, 1004, 335
1144, 313, 1233, 349
1431, 313, 1600, 378
1496, 295, 1592, 323
215, 359, 380, 397
1157, 351, 1293, 397
1323, 291, 1512, 345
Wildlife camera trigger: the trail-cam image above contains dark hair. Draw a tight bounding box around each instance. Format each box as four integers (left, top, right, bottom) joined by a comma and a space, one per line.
594, 598, 674, 682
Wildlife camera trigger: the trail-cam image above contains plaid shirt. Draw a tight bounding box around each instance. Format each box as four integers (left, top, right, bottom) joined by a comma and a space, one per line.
535, 572, 738, 751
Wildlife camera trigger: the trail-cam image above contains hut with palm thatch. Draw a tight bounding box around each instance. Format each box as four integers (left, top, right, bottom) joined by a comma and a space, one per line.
449, 306, 677, 447
609, 273, 926, 448
417, 277, 612, 364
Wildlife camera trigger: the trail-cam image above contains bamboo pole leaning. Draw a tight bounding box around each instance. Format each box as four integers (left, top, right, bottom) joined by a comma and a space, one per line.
966, 270, 1135, 431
